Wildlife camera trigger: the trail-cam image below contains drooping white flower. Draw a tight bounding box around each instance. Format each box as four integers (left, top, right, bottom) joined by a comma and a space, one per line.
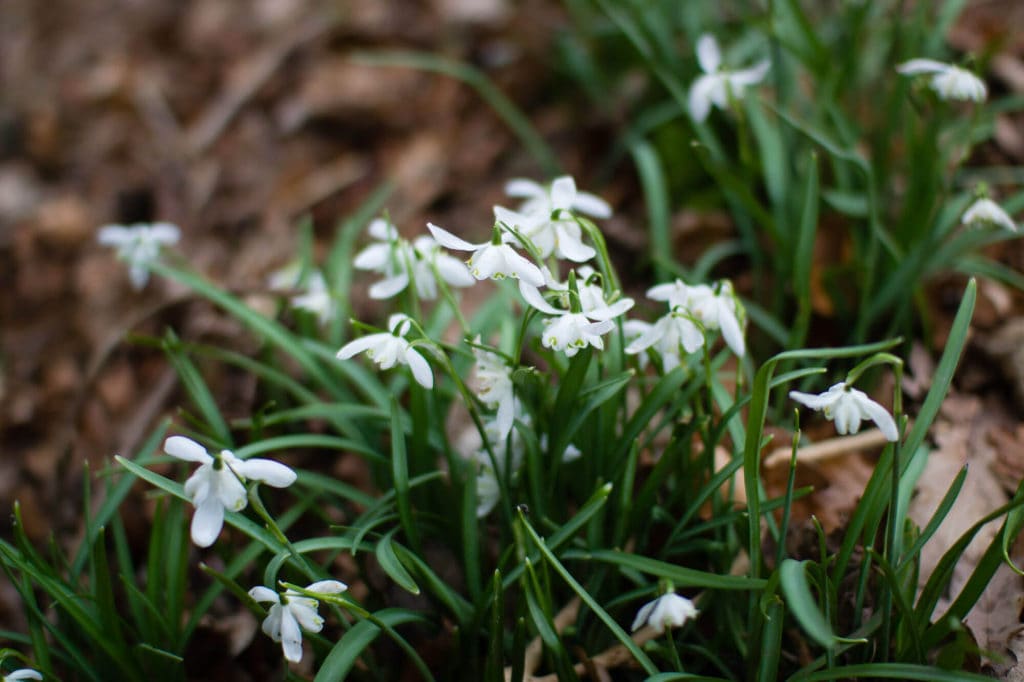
249, 580, 348, 663
688, 34, 770, 122
963, 197, 1016, 232
288, 271, 335, 325
473, 341, 517, 441
336, 313, 434, 389
495, 205, 596, 263
354, 219, 473, 299
427, 223, 544, 286
897, 59, 987, 102
97, 222, 180, 289
646, 278, 746, 357
164, 436, 297, 547
624, 310, 703, 371
631, 593, 699, 634
789, 382, 899, 441
520, 278, 630, 357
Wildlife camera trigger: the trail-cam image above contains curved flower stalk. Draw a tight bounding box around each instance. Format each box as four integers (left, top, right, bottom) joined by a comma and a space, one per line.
631, 592, 699, 634
896, 59, 987, 102
336, 313, 434, 389
354, 218, 474, 299
495, 176, 612, 263
249, 580, 348, 663
164, 436, 297, 547
427, 222, 544, 286
97, 221, 180, 289
963, 196, 1016, 231
519, 272, 632, 357
688, 33, 770, 122
789, 382, 899, 441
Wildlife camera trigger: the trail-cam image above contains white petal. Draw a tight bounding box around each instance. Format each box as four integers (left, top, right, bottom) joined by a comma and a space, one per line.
190, 496, 225, 547
718, 306, 746, 357
288, 602, 325, 633
789, 384, 844, 410
519, 282, 562, 315
857, 394, 899, 442
353, 242, 393, 271
696, 34, 721, 73
249, 586, 281, 604
165, 436, 211, 463
238, 458, 297, 487
150, 222, 181, 243
404, 348, 434, 389
279, 608, 304, 663
183, 468, 210, 504
306, 579, 348, 594
896, 58, 948, 75
550, 176, 577, 212
427, 222, 478, 251
262, 605, 283, 640
729, 59, 770, 88
572, 191, 612, 219
368, 273, 410, 299
367, 218, 396, 240
632, 598, 657, 632
689, 74, 718, 122
434, 254, 475, 286
503, 249, 544, 286
6, 669, 44, 681
336, 334, 386, 359
97, 225, 131, 245
504, 178, 545, 199
387, 313, 413, 335
554, 225, 596, 262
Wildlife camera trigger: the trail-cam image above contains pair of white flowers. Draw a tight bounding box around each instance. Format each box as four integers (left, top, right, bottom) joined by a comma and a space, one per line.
626, 278, 746, 368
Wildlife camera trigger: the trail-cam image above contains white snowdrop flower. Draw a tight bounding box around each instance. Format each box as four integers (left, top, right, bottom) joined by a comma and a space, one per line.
541, 266, 634, 320
2, 669, 43, 682
963, 197, 1016, 232
336, 313, 434, 389
288, 271, 335, 325
427, 223, 544, 287
249, 580, 348, 663
495, 205, 596, 263
624, 310, 702, 371
897, 59, 987, 102
688, 34, 770, 122
354, 219, 473, 299
631, 593, 699, 634
164, 435, 297, 547
505, 175, 612, 221
97, 222, 180, 289
789, 382, 899, 441
473, 341, 517, 441
520, 281, 626, 357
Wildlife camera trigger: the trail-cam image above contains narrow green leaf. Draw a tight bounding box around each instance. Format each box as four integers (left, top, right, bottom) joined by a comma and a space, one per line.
375, 530, 420, 595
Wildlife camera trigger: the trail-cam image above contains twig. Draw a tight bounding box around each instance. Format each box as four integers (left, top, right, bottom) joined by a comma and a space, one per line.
505, 597, 580, 682
763, 427, 895, 469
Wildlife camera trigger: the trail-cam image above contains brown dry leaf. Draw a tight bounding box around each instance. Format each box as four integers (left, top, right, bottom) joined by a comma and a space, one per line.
980, 316, 1024, 403
907, 392, 1024, 670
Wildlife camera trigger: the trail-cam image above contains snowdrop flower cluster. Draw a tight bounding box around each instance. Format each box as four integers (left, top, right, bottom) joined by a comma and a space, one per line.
963, 196, 1016, 232
789, 382, 899, 441
626, 278, 746, 368
164, 436, 297, 547
896, 59, 987, 102
631, 592, 699, 634
354, 218, 474, 299
688, 33, 770, 123
97, 222, 180, 289
249, 580, 347, 663
337, 313, 434, 389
